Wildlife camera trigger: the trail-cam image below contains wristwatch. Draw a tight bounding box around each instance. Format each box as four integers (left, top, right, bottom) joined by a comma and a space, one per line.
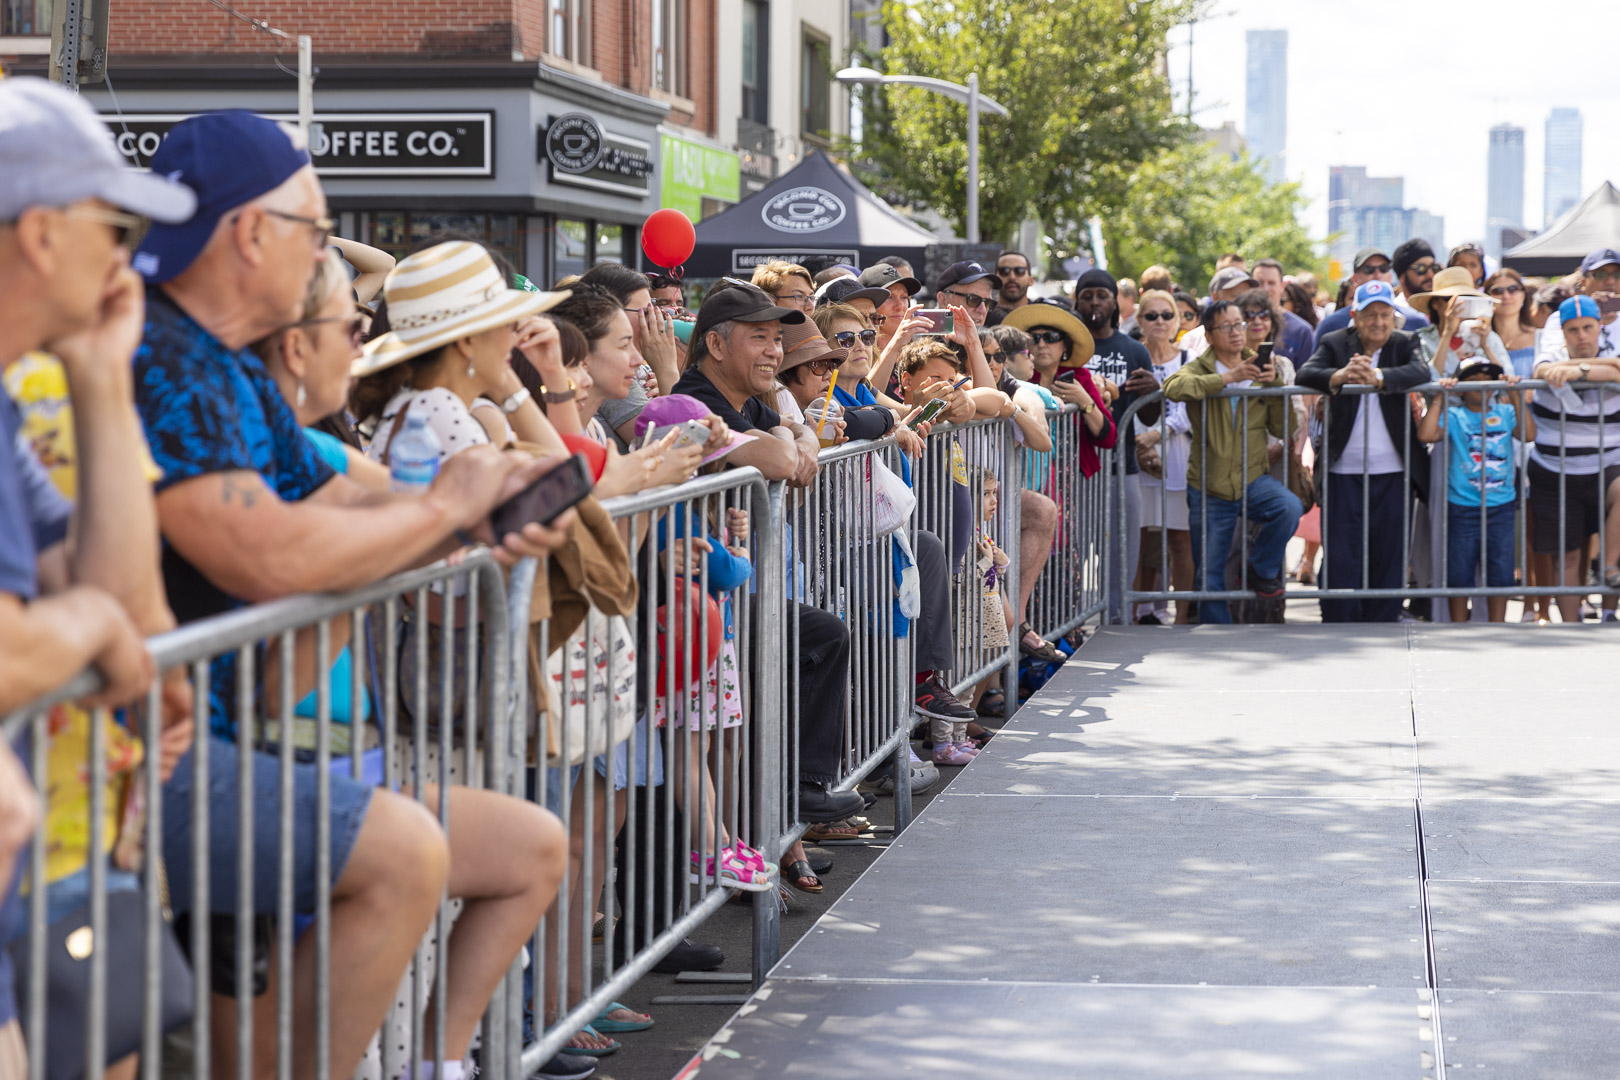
1579, 362, 1592, 378
1374, 368, 1385, 388
500, 386, 533, 414
537, 379, 576, 404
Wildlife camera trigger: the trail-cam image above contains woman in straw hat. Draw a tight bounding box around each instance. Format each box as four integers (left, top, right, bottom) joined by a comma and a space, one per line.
1409, 265, 1510, 378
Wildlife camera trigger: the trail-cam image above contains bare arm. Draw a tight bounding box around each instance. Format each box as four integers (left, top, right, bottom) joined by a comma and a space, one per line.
966, 386, 1015, 418
0, 587, 150, 712
330, 237, 396, 305
1416, 382, 1452, 444
1011, 387, 1055, 452
721, 427, 799, 482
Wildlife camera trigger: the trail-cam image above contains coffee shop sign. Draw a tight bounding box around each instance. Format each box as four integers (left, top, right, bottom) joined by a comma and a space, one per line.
105, 112, 494, 177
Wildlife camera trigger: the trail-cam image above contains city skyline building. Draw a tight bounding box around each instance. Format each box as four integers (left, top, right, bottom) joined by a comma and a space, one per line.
1327, 165, 1443, 267
1544, 107, 1583, 226
1486, 123, 1525, 259
1243, 29, 1287, 186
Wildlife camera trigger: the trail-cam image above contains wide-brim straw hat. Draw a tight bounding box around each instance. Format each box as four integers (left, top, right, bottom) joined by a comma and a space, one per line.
1002, 299, 1095, 367
355, 241, 569, 377
1407, 266, 1493, 315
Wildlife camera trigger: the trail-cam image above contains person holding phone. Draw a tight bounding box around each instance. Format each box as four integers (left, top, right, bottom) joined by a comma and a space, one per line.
1409, 267, 1510, 377
1002, 299, 1114, 470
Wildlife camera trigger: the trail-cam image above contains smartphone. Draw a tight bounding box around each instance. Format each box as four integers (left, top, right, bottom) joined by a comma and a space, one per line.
1455, 295, 1496, 320
490, 454, 593, 538
1054, 367, 1078, 383
643, 419, 712, 452
908, 396, 948, 430
1254, 341, 1273, 366
1598, 296, 1620, 316
913, 308, 954, 336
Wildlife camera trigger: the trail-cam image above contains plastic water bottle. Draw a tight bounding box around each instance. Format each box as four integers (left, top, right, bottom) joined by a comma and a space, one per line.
389, 411, 442, 495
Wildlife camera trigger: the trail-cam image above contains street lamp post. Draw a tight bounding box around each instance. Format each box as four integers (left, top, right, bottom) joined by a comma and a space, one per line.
834, 65, 1009, 244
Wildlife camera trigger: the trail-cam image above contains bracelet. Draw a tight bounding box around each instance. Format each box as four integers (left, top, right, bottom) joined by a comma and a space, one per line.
500, 386, 533, 414
538, 380, 576, 405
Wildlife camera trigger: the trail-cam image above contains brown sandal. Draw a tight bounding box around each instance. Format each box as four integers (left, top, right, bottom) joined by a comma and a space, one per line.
784, 859, 823, 893
804, 821, 861, 842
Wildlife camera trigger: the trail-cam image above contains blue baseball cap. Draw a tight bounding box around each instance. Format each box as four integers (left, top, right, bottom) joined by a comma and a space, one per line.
1580, 248, 1620, 274
1352, 280, 1397, 311
132, 110, 311, 284
1559, 295, 1601, 324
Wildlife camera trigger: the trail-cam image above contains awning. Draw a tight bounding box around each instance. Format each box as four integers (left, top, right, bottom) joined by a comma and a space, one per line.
1503, 181, 1620, 277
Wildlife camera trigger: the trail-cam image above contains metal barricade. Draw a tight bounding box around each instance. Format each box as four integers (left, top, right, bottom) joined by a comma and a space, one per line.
2, 553, 512, 1080
508, 467, 776, 1070
1113, 380, 1620, 621
1026, 404, 1110, 641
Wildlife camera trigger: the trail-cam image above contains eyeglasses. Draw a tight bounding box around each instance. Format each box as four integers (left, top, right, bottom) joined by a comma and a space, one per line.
1139, 310, 1175, 322
1029, 329, 1068, 345
62, 203, 150, 248
996, 265, 1030, 277
1240, 308, 1272, 322
802, 358, 843, 376
830, 329, 878, 349
774, 291, 814, 305
1487, 283, 1525, 297
262, 208, 334, 248
941, 289, 991, 310
1213, 320, 1248, 334
1408, 261, 1441, 276
289, 312, 367, 346
1359, 262, 1392, 275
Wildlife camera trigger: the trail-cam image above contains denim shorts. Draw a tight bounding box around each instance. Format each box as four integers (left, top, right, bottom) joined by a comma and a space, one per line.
161, 737, 373, 916
1446, 502, 1517, 589
45, 865, 142, 925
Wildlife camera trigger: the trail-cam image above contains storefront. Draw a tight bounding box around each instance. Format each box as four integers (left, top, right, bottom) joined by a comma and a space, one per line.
84, 63, 667, 286
659, 130, 740, 223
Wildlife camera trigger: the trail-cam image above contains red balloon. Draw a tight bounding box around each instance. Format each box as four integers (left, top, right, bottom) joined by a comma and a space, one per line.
641, 208, 696, 269
654, 582, 725, 698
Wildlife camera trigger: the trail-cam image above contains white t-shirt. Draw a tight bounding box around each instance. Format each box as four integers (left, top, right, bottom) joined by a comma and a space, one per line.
774, 387, 806, 425
1145, 348, 1191, 492
366, 386, 490, 466
1330, 347, 1403, 476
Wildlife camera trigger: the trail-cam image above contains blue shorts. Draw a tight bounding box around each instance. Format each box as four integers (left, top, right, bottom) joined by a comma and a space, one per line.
161, 737, 373, 916
1446, 502, 1517, 590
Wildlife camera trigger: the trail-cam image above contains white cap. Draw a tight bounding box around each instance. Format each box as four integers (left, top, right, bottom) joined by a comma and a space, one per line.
0, 77, 195, 223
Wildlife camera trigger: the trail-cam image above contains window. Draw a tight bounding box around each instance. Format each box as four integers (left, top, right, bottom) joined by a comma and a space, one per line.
594, 223, 626, 266
801, 33, 831, 141
367, 212, 524, 281
548, 0, 591, 65
652, 0, 686, 98
553, 220, 588, 283
740, 0, 768, 124
3, 0, 51, 35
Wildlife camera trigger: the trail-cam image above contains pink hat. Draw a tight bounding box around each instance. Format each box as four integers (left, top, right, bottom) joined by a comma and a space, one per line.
632, 394, 756, 465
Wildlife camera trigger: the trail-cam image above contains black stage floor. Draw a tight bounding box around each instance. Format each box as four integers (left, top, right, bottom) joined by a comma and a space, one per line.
688, 625, 1620, 1079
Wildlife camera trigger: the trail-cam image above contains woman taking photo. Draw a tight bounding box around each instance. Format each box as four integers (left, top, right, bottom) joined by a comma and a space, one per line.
1129, 289, 1194, 624
1486, 268, 1539, 376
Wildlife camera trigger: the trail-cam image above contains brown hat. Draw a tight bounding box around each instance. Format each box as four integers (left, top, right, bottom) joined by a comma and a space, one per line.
778, 318, 848, 376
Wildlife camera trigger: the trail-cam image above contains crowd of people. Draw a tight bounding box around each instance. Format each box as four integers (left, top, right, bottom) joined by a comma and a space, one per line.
3, 77, 1619, 1080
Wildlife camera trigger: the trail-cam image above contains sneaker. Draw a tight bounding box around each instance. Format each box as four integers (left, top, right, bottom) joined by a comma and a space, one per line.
532, 1052, 597, 1079
1135, 612, 1163, 626
952, 741, 981, 758
1246, 567, 1286, 599
645, 937, 724, 974
914, 674, 976, 722
876, 747, 939, 794
931, 742, 976, 767
1602, 610, 1620, 623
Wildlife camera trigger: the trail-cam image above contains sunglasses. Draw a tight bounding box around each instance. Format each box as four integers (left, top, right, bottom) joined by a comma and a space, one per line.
1240, 308, 1272, 321
984, 349, 1005, 362
867, 313, 888, 327
996, 265, 1030, 277
1139, 311, 1175, 322
292, 312, 367, 345
1487, 283, 1524, 297
1180, 309, 1198, 321
62, 203, 150, 249
1408, 261, 1442, 276
941, 289, 991, 309
1359, 262, 1392, 275
802, 358, 843, 376
831, 328, 877, 348
1029, 329, 1067, 345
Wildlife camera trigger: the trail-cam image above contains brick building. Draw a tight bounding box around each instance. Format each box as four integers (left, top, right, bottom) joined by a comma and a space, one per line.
2, 0, 852, 282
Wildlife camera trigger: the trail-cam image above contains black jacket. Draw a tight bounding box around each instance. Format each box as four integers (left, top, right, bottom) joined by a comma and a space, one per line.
1296, 326, 1432, 495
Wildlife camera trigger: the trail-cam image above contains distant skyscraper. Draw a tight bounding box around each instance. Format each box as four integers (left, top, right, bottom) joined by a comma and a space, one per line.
1327, 165, 1442, 266
1486, 124, 1525, 259
1544, 107, 1583, 226
1244, 30, 1287, 185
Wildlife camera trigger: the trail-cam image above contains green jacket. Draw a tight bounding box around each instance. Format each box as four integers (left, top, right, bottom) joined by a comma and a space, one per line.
1162, 349, 1291, 501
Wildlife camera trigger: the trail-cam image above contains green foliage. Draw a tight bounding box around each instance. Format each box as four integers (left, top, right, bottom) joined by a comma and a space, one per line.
848, 0, 1199, 250
1100, 141, 1323, 288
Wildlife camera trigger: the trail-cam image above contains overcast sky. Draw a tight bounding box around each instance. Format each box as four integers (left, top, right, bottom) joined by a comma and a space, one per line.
1165, 0, 1618, 253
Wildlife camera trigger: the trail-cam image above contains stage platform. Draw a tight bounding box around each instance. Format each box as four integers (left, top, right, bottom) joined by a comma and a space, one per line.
690, 625, 1620, 1079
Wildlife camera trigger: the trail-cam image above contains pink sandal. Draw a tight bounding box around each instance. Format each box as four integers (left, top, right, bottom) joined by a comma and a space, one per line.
690, 850, 775, 892
932, 743, 976, 766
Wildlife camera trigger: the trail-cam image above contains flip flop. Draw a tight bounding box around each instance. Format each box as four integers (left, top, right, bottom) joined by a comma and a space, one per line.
591, 1002, 654, 1034
804, 821, 861, 842
784, 859, 824, 894
566, 1024, 621, 1056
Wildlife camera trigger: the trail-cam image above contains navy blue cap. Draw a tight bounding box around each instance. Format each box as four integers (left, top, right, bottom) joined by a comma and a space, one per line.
935, 260, 994, 294
1580, 248, 1620, 274
132, 110, 312, 284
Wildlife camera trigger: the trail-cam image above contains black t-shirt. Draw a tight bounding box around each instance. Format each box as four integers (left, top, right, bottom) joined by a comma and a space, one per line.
672, 365, 781, 434
1086, 328, 1153, 475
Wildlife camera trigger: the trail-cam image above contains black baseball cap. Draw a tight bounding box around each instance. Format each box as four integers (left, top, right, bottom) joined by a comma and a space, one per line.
935, 260, 994, 294
859, 262, 921, 296
816, 275, 891, 309
692, 280, 806, 350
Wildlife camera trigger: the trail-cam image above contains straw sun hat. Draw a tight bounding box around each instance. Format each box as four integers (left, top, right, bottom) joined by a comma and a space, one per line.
1406, 266, 1493, 314
354, 241, 570, 377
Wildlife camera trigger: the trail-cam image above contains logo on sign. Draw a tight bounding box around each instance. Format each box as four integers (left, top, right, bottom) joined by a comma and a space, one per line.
761, 186, 846, 234
545, 113, 604, 174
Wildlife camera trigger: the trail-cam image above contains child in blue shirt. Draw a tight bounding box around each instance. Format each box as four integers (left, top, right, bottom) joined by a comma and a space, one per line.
1418, 356, 1535, 622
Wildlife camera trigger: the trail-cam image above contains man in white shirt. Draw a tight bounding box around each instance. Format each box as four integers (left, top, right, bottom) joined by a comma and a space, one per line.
1297, 281, 1436, 622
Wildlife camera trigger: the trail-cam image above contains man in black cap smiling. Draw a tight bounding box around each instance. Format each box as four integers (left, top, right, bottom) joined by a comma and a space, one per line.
673, 282, 865, 825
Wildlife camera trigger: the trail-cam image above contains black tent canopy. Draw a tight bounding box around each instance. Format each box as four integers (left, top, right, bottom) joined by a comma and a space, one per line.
1503, 181, 1620, 277
685, 150, 939, 278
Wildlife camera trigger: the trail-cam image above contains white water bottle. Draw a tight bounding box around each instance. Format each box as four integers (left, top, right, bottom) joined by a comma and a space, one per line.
389, 411, 442, 495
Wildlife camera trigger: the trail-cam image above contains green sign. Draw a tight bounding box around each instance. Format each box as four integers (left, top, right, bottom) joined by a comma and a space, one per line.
660, 133, 740, 221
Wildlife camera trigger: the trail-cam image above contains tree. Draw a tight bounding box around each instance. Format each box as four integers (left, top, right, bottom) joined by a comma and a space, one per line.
847, 0, 1199, 249
1099, 140, 1321, 288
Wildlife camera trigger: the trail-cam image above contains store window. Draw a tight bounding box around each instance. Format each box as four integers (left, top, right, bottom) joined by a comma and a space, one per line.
548, 0, 591, 65
594, 223, 627, 266
3, 0, 51, 35
740, 0, 768, 125
652, 0, 687, 98
553, 219, 589, 283
366, 211, 523, 279
801, 33, 831, 143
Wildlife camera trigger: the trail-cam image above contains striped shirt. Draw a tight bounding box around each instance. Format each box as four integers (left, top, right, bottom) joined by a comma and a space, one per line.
1530, 315, 1620, 474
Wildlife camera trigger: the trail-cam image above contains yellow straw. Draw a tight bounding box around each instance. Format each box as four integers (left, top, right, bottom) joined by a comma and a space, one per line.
815, 376, 837, 438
